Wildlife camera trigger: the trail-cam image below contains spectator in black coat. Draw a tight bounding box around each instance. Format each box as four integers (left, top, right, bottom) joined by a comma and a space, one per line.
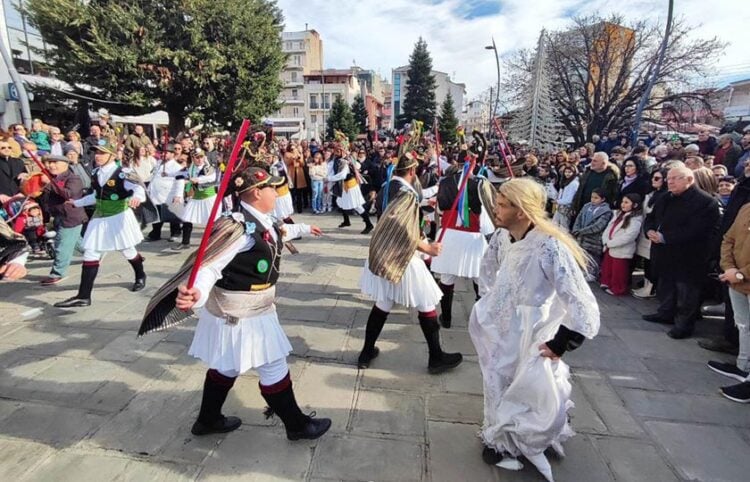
642, 165, 721, 339
697, 130, 718, 157
0, 138, 27, 204
616, 157, 650, 207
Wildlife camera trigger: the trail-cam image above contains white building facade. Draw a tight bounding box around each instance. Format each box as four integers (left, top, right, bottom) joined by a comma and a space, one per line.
391, 66, 466, 127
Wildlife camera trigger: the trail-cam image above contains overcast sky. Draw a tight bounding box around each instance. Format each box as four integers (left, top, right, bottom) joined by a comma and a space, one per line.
276, 0, 749, 99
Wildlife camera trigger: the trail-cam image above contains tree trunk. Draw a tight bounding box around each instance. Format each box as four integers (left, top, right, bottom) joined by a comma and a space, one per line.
167, 105, 186, 137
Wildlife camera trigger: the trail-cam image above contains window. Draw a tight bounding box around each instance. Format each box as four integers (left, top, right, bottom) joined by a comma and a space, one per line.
285, 41, 292, 50
323, 93, 331, 109
293, 55, 301, 66
311, 115, 317, 123
291, 71, 298, 82
4, 0, 49, 75
298, 41, 304, 50
291, 89, 298, 99
309, 94, 318, 109
293, 107, 299, 117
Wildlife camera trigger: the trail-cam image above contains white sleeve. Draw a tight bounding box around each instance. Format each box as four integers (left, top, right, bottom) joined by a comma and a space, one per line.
281, 223, 311, 242
558, 180, 578, 205
328, 163, 349, 182
10, 251, 28, 267
422, 185, 438, 199
193, 235, 255, 308
124, 180, 146, 202
73, 193, 96, 207
541, 239, 600, 339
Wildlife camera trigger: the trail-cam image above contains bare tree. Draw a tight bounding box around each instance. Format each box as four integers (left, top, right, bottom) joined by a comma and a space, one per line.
501, 15, 726, 145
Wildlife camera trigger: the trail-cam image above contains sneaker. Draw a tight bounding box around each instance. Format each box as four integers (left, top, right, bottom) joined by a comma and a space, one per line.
170, 243, 190, 251
167, 236, 179, 242
720, 382, 750, 403
707, 361, 749, 382
599, 284, 608, 289
604, 288, 616, 296
40, 276, 64, 286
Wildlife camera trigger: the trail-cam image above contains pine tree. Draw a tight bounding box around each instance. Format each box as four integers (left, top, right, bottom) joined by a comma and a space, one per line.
352, 95, 368, 134
23, 0, 286, 134
438, 93, 459, 145
326, 96, 357, 141
399, 37, 437, 129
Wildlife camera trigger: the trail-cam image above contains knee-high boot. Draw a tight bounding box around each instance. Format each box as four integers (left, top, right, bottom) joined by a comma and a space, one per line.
360, 211, 374, 235
191, 369, 242, 435
438, 282, 454, 328
339, 210, 351, 228
358, 305, 389, 368
128, 253, 147, 291
260, 373, 331, 440
418, 310, 463, 374
54, 261, 99, 307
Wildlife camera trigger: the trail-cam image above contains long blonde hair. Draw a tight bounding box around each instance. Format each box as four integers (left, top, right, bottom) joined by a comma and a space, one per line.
499, 178, 589, 270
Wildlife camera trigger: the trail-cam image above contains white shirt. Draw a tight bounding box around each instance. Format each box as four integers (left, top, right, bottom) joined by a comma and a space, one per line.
192, 201, 311, 308
73, 162, 146, 207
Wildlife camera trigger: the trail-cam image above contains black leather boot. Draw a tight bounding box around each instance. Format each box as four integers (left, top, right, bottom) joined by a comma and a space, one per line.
358, 305, 389, 368
419, 311, 463, 374
360, 212, 374, 235
54, 261, 98, 307
191, 369, 241, 436
128, 254, 147, 292
339, 211, 351, 228
261, 379, 331, 440
438, 283, 454, 328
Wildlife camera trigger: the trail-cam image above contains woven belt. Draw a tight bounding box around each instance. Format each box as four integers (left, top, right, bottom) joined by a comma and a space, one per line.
276, 185, 290, 196
250, 283, 272, 291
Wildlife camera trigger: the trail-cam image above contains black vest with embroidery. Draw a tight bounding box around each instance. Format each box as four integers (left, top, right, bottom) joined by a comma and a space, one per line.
214, 209, 283, 291
91, 166, 132, 201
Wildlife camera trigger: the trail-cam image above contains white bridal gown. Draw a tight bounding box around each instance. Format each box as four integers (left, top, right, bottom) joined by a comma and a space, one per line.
469, 228, 600, 481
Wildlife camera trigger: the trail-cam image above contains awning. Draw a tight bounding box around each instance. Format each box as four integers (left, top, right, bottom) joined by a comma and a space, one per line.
108, 111, 168, 126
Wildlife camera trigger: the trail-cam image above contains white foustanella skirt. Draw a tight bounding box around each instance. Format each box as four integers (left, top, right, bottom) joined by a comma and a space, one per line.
189, 306, 293, 374
336, 187, 366, 210
360, 254, 443, 308
431, 229, 488, 279
82, 209, 144, 252
181, 195, 219, 226
273, 192, 295, 219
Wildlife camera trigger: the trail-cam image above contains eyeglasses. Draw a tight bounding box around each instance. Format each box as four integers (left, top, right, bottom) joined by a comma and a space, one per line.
0, 146, 11, 149
652, 176, 663, 181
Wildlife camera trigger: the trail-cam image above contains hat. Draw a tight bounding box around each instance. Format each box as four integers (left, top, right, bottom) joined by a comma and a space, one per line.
93, 139, 116, 156
191, 147, 205, 157
232, 166, 284, 195
43, 154, 70, 164
394, 152, 419, 171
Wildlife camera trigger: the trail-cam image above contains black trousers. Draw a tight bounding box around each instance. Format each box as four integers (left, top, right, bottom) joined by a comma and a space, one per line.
722, 284, 740, 346
656, 277, 702, 332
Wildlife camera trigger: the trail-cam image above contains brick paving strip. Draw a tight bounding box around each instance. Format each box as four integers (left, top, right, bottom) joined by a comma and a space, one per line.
1, 213, 749, 481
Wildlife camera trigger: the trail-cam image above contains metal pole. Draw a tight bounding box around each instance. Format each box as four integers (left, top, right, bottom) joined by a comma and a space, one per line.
488, 87, 493, 134
631, 0, 674, 146
0, 33, 32, 128
492, 37, 501, 133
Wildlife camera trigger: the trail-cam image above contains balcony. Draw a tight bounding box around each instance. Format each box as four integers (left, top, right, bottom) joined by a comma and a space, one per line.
285, 80, 304, 88
281, 96, 305, 105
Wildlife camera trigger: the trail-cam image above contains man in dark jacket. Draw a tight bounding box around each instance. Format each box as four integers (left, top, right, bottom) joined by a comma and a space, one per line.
714, 134, 742, 176
699, 162, 750, 355
572, 152, 619, 213
39, 155, 87, 285
697, 130, 718, 157
643, 165, 721, 339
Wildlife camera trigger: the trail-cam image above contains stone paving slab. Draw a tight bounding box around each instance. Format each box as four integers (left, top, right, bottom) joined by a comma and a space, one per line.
0, 212, 741, 481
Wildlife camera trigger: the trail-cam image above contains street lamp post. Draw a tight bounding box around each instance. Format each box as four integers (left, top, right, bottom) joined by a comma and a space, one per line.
485, 38, 501, 137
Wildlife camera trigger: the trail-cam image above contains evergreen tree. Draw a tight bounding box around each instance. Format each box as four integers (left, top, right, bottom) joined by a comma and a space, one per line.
23, 0, 286, 134
326, 96, 357, 141
438, 93, 459, 145
399, 37, 437, 129
352, 95, 368, 134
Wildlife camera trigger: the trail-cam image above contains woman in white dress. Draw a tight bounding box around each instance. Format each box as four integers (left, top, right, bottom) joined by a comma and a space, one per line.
470, 178, 600, 481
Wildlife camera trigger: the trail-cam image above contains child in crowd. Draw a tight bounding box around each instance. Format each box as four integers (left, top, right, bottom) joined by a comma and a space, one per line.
309, 151, 327, 214
30, 119, 51, 155
572, 188, 613, 281
600, 193, 643, 295
14, 202, 46, 254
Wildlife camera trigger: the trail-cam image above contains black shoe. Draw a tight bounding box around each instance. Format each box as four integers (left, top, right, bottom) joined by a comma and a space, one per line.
428, 352, 463, 374
439, 314, 452, 329
54, 297, 91, 308
357, 346, 380, 369
667, 328, 693, 339
707, 361, 749, 382
361, 225, 373, 235
720, 382, 750, 403
191, 415, 242, 436
145, 234, 162, 242
698, 338, 739, 356
286, 413, 332, 441
482, 446, 503, 465
338, 221, 351, 228
642, 313, 673, 324
132, 277, 147, 292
